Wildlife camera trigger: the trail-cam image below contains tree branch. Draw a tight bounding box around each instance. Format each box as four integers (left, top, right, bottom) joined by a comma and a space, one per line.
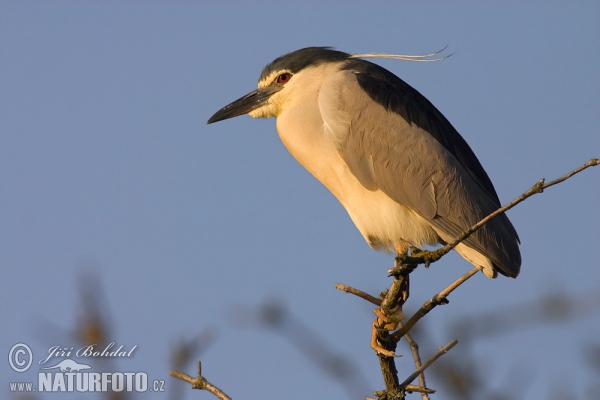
404, 384, 435, 394
401, 324, 429, 400
392, 267, 480, 342
399, 339, 458, 389
334, 283, 381, 306
335, 158, 598, 399
170, 361, 231, 400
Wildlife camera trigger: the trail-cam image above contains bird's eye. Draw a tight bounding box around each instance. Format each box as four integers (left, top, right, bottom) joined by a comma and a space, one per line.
276, 73, 291, 84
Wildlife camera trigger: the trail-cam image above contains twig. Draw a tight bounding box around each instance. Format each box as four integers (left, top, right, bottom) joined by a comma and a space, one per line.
334, 283, 381, 306
541, 158, 599, 189
170, 361, 231, 400
390, 158, 600, 270
392, 267, 480, 342
335, 281, 406, 397
404, 385, 435, 394
399, 339, 458, 388
401, 324, 429, 400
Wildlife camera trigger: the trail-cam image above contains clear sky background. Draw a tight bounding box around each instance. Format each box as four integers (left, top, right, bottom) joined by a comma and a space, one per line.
1, 2, 599, 399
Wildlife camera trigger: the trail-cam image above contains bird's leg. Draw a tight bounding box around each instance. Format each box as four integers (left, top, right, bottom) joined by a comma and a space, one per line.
371, 306, 403, 357
371, 243, 411, 357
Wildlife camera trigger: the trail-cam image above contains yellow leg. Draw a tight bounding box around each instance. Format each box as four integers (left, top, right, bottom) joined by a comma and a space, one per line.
371, 307, 403, 357
371, 243, 410, 357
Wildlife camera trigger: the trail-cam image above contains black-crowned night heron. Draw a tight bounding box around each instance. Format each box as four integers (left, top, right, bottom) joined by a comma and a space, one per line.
208, 47, 521, 281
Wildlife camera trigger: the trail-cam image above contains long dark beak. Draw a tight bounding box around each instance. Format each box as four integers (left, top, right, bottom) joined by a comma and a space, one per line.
207, 86, 282, 124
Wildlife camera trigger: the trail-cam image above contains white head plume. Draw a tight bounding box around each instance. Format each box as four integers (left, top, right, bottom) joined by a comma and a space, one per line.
351, 45, 453, 62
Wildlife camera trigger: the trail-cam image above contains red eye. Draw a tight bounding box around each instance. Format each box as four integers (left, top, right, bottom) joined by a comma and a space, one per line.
276, 73, 291, 84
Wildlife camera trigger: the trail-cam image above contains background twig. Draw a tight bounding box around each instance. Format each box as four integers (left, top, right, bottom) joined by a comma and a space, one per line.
401, 324, 430, 400
170, 361, 231, 400
400, 340, 458, 389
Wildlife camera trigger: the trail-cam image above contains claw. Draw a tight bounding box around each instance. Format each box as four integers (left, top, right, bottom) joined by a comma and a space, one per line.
371, 320, 396, 356
371, 307, 404, 357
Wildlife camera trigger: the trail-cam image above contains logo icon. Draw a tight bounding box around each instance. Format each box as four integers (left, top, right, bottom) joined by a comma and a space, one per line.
40, 359, 91, 372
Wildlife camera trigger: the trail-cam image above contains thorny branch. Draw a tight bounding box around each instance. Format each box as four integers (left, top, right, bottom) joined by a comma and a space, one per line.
401, 324, 429, 400
340, 271, 462, 399
400, 340, 458, 389
170, 361, 231, 400
336, 158, 598, 399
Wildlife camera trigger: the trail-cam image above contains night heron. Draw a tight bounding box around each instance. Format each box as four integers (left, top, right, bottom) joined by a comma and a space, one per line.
208, 46, 521, 355
208, 46, 520, 280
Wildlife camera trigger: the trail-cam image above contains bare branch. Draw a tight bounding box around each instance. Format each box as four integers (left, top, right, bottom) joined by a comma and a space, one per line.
399, 340, 458, 389
401, 325, 429, 400
340, 159, 598, 398
541, 158, 599, 189
334, 283, 382, 306
404, 384, 436, 394
376, 343, 402, 397
170, 361, 231, 400
392, 267, 480, 342
372, 385, 436, 397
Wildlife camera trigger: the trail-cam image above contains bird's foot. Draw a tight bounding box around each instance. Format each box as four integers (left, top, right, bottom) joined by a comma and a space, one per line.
371, 307, 403, 357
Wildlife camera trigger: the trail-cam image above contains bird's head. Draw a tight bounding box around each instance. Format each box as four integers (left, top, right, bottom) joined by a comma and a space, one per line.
207, 47, 350, 124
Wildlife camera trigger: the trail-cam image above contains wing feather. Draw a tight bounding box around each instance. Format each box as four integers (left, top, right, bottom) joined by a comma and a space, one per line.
320, 69, 521, 277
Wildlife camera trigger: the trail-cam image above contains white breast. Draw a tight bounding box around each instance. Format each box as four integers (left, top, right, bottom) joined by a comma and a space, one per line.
275, 102, 439, 252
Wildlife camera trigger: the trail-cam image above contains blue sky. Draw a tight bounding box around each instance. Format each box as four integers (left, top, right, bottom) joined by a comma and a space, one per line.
2, 2, 599, 399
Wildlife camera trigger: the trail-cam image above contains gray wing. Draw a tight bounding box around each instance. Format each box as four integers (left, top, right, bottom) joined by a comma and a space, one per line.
319, 68, 521, 277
